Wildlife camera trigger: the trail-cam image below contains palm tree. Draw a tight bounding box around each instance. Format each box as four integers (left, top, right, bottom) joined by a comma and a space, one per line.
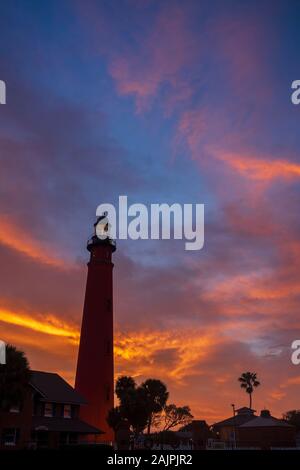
141, 378, 169, 434
238, 372, 260, 409
115, 376, 136, 401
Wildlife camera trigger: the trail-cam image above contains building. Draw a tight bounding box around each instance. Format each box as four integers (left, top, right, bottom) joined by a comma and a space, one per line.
75, 215, 116, 442
177, 420, 211, 449
213, 408, 296, 449
238, 409, 296, 449
0, 371, 101, 450
213, 407, 256, 444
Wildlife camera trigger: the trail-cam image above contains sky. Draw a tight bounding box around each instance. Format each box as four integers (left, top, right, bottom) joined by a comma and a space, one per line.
1, 0, 300, 424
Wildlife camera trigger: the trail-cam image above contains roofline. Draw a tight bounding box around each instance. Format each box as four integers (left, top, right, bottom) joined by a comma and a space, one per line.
29, 382, 87, 405
38, 398, 87, 405
213, 417, 254, 428
29, 381, 47, 399
31, 418, 104, 434
29, 370, 87, 405
240, 418, 295, 428
236, 406, 256, 411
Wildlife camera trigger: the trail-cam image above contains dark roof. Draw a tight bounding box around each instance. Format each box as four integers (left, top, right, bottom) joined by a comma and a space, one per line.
236, 407, 256, 414
32, 416, 102, 434
180, 420, 209, 432
30, 371, 87, 405
240, 416, 294, 429
213, 414, 256, 428
214, 407, 256, 428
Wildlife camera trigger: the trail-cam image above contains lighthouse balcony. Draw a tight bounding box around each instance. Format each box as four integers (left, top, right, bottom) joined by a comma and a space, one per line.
87, 235, 116, 251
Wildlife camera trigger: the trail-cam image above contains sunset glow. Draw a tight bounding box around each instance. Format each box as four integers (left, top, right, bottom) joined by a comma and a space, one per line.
1, 0, 300, 426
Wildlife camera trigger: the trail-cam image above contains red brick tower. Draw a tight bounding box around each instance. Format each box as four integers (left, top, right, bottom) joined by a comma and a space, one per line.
75, 215, 116, 442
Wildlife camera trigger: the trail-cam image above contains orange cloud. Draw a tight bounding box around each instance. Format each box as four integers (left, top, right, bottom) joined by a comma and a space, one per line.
270, 391, 286, 401
0, 307, 219, 385
1, 307, 218, 383
212, 150, 300, 181
1, 308, 299, 423
202, 271, 300, 304
283, 376, 300, 387
0, 307, 79, 343
115, 328, 221, 384
0, 217, 73, 269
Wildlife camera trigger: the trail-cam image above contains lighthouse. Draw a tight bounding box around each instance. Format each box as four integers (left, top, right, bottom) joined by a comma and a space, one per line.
75, 215, 116, 442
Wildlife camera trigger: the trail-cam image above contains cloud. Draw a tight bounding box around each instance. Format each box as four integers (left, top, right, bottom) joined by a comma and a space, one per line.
0, 58, 140, 264
115, 327, 219, 384
0, 241, 85, 321
0, 307, 79, 342
0, 216, 72, 269
211, 150, 300, 182
2, 0, 300, 424
107, 5, 197, 112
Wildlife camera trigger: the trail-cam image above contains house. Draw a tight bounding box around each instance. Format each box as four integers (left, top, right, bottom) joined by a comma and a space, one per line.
213, 407, 296, 449
0, 371, 102, 450
213, 407, 256, 444
177, 420, 211, 449
238, 409, 296, 449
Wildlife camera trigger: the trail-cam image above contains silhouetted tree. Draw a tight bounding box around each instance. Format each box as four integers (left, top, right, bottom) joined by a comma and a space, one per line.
163, 404, 193, 431
141, 379, 169, 434
283, 410, 300, 431
107, 376, 170, 436
107, 406, 124, 432
122, 386, 149, 435
238, 371, 260, 409
115, 376, 136, 401
0, 345, 31, 411
107, 376, 148, 435
155, 430, 180, 449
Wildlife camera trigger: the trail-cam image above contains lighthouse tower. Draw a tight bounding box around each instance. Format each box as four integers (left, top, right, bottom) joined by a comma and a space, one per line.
75, 215, 116, 442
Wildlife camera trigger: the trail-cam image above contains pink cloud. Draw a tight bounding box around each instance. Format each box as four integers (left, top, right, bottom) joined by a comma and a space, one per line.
108, 6, 196, 112
211, 150, 300, 182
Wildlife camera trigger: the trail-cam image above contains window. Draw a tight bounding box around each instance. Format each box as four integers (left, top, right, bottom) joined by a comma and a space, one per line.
63, 404, 72, 419
9, 403, 20, 413
69, 433, 78, 445
31, 430, 49, 448
33, 400, 42, 416
106, 298, 112, 312
59, 432, 78, 445
2, 428, 19, 446
44, 403, 53, 417
59, 432, 67, 445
